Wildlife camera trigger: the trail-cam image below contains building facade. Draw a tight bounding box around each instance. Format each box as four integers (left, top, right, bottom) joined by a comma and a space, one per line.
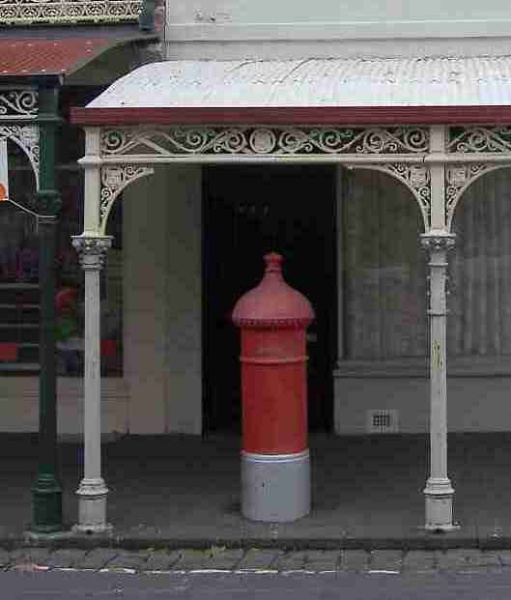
5, 0, 511, 531
68, 0, 511, 439
65, 0, 511, 531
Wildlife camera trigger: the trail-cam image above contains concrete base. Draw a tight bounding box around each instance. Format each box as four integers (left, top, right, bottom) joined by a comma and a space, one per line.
241, 449, 310, 522
424, 477, 457, 531
75, 478, 111, 534
24, 529, 76, 542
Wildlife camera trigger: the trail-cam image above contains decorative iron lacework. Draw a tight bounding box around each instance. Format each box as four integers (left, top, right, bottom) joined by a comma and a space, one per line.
0, 90, 37, 120
420, 231, 456, 253
101, 126, 430, 157
100, 164, 153, 233
448, 126, 511, 153
72, 236, 112, 270
355, 163, 431, 230
0, 0, 142, 25
445, 163, 497, 228
0, 123, 39, 186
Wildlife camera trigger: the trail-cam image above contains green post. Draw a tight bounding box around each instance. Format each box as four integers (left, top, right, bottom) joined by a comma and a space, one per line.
31, 85, 63, 532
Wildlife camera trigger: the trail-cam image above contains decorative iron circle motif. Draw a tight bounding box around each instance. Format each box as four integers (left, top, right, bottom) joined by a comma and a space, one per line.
249, 129, 277, 154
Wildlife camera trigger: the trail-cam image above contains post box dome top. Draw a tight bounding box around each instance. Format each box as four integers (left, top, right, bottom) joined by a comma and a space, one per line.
232, 253, 315, 328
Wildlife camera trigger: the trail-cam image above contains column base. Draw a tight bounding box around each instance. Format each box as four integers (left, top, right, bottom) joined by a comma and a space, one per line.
424, 477, 457, 531
31, 474, 63, 533
74, 478, 111, 534
241, 449, 310, 522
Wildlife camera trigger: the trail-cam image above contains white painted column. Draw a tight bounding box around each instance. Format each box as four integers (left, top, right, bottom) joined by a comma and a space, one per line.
421, 230, 456, 530
71, 127, 113, 532
72, 235, 112, 532
419, 125, 457, 531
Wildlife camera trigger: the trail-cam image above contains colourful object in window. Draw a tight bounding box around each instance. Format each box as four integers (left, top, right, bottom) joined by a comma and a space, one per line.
0, 343, 18, 361
0, 137, 8, 202
56, 287, 78, 313
55, 286, 80, 342
101, 339, 117, 358
55, 314, 79, 342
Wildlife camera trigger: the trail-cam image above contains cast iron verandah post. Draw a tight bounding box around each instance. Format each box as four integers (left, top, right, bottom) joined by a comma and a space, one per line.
31, 85, 63, 533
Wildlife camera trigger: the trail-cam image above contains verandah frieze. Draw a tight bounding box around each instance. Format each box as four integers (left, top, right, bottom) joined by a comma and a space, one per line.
448, 126, 511, 153
92, 124, 511, 234
0, 0, 142, 25
101, 126, 430, 157
0, 90, 37, 120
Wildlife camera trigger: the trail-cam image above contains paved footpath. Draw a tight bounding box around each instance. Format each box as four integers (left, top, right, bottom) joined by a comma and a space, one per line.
3, 548, 511, 574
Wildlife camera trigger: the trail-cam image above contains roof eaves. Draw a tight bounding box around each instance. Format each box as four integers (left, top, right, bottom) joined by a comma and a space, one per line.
0, 33, 159, 81
63, 33, 160, 77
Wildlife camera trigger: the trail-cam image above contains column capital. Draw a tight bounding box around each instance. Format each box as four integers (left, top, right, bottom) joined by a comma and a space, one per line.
420, 229, 456, 253
72, 235, 112, 270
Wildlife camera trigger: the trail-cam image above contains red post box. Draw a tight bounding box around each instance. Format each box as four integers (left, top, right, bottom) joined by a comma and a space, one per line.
232, 252, 314, 522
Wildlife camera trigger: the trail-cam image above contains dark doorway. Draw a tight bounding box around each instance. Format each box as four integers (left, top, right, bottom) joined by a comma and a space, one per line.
202, 165, 337, 434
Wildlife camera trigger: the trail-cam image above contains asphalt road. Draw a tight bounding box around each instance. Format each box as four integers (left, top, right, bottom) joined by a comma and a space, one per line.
2, 571, 511, 599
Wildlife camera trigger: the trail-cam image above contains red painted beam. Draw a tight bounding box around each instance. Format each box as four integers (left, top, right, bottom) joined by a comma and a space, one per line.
70, 105, 511, 126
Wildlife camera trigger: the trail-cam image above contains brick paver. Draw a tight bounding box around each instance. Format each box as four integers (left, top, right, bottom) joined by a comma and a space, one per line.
9, 548, 51, 566
45, 549, 88, 569
0, 549, 10, 568
436, 549, 501, 571
2, 547, 511, 573
172, 549, 211, 570
466, 551, 502, 568
402, 550, 436, 571
205, 547, 245, 570
369, 550, 403, 572
102, 550, 150, 571
340, 550, 369, 571
236, 549, 282, 570
109, 547, 511, 573
77, 548, 119, 570
275, 551, 308, 571
498, 551, 511, 567
144, 550, 181, 571
304, 550, 341, 571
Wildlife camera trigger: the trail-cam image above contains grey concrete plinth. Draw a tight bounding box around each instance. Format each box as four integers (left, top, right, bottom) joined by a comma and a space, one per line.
241, 449, 310, 522
424, 478, 457, 532
74, 478, 111, 534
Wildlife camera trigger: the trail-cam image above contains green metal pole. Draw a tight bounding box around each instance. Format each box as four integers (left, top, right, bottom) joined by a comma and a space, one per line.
31, 85, 63, 533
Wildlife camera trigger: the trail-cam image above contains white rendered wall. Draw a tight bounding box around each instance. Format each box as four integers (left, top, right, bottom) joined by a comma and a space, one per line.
123, 165, 202, 435
162, 165, 202, 435
165, 0, 511, 60
0, 378, 128, 436
167, 0, 511, 26
334, 375, 511, 434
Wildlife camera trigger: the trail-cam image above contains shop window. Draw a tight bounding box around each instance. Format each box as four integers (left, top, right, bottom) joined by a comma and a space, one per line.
342, 167, 511, 366
449, 168, 511, 357
342, 170, 427, 360
0, 137, 123, 376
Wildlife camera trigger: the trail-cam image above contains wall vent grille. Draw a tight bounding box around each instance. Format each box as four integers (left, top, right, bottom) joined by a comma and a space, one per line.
366, 409, 399, 433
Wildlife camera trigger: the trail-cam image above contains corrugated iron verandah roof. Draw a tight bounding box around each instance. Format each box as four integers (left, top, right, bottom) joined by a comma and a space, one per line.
71, 57, 511, 125
0, 37, 135, 77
